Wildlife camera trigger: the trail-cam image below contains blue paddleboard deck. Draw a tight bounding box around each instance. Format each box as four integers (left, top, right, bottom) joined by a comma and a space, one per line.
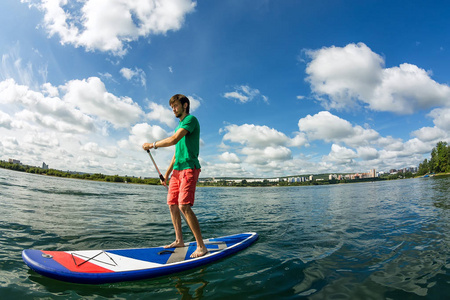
22, 232, 258, 284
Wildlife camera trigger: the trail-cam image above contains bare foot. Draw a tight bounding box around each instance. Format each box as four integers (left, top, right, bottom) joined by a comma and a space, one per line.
164, 240, 184, 249
190, 247, 208, 258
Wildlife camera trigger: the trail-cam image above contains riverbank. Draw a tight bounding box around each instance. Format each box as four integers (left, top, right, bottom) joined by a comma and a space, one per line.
425, 172, 450, 177
0, 161, 160, 186
2, 160, 448, 188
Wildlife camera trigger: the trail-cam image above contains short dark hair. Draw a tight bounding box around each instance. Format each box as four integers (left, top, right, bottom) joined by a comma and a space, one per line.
169, 94, 190, 114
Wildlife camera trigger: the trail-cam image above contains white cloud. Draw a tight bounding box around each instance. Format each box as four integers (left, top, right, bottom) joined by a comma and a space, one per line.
81, 142, 118, 158
120, 67, 146, 87
146, 102, 176, 127
26, 0, 197, 56
242, 146, 292, 165
41, 82, 59, 97
0, 76, 153, 176
289, 132, 309, 148
341, 125, 380, 148
221, 124, 289, 147
62, 77, 143, 128
0, 136, 20, 156
377, 136, 404, 151
24, 132, 59, 148
219, 152, 240, 163
0, 78, 96, 134
0, 74, 199, 177
120, 68, 134, 80
219, 123, 294, 174
0, 110, 13, 129
16, 109, 92, 134
305, 42, 450, 114
187, 94, 201, 112
356, 146, 379, 160
223, 85, 268, 104
294, 110, 442, 172
305, 43, 384, 110
118, 122, 170, 150
324, 144, 357, 165
298, 111, 381, 148
298, 111, 355, 141
412, 126, 447, 142
429, 107, 450, 131
403, 138, 434, 155
371, 63, 450, 113
223, 91, 248, 103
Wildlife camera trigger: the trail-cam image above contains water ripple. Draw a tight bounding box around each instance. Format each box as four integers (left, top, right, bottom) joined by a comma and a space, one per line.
1, 169, 449, 299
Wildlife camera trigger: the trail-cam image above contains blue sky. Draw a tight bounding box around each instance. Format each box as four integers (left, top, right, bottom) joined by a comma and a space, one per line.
1, 0, 449, 178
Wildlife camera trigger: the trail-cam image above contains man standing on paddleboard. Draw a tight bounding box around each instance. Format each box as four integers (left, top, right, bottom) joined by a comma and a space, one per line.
142, 94, 207, 258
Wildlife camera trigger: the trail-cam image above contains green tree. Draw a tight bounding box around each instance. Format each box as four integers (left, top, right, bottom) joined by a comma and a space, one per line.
432, 141, 449, 173
419, 141, 450, 175
418, 159, 429, 176
429, 147, 437, 173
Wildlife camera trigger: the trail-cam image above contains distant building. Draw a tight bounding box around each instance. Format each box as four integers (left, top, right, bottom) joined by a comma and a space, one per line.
403, 167, 418, 173
42, 162, 49, 170
8, 159, 21, 164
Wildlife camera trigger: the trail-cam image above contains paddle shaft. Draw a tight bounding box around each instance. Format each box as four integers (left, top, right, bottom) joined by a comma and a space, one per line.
147, 150, 167, 190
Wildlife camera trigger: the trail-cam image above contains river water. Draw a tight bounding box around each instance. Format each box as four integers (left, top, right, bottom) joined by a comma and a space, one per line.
0, 168, 449, 299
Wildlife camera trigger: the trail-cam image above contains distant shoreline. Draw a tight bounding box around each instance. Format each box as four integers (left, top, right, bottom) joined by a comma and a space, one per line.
2, 161, 448, 188
0, 161, 160, 186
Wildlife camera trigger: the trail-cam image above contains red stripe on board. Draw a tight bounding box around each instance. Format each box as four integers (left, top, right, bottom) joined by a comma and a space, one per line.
43, 251, 114, 273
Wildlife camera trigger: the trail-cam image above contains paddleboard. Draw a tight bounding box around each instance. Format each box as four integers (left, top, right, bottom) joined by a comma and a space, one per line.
22, 232, 258, 284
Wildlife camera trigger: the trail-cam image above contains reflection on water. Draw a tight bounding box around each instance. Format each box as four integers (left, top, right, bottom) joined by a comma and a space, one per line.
173, 275, 209, 299
0, 169, 449, 299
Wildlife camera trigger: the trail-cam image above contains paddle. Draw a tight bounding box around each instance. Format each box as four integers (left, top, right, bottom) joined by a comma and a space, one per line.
147, 149, 167, 190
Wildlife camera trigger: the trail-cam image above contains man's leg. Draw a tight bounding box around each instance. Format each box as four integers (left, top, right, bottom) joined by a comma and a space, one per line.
179, 205, 208, 258
164, 205, 185, 248
165, 170, 184, 249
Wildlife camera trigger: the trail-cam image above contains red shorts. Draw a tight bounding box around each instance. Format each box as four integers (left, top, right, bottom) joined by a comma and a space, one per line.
167, 168, 201, 206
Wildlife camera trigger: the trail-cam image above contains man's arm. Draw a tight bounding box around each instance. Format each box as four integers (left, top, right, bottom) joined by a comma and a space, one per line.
142, 128, 188, 151
142, 128, 188, 185
163, 154, 176, 186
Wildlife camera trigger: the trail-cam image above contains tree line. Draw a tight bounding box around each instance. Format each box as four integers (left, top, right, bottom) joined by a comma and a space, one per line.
417, 141, 450, 176
0, 161, 161, 185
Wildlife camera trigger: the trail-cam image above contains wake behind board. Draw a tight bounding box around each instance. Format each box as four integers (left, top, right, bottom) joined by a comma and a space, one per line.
22, 232, 258, 284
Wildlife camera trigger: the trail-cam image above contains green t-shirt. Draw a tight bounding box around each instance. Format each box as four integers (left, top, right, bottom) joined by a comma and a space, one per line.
174, 115, 201, 170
